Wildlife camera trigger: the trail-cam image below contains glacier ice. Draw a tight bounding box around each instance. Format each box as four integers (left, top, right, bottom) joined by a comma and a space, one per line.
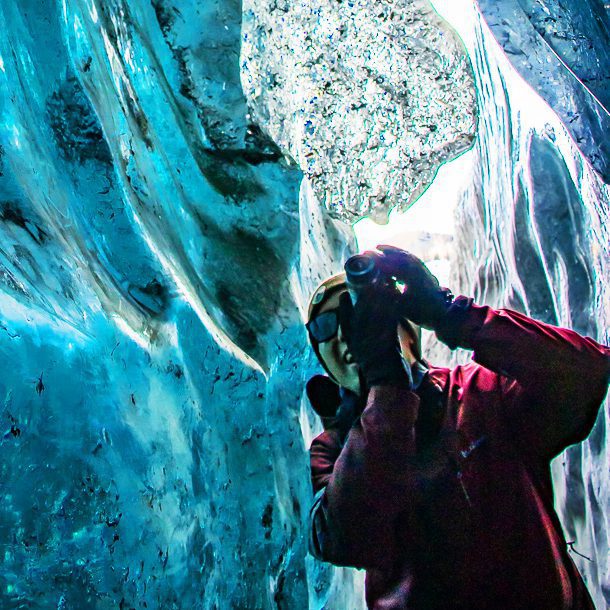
0, 0, 608, 608
0, 0, 315, 607
242, 0, 477, 223
477, 0, 610, 181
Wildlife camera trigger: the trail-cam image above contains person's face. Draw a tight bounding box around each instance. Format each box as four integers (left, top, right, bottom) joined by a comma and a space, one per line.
315, 291, 362, 395
311, 289, 419, 394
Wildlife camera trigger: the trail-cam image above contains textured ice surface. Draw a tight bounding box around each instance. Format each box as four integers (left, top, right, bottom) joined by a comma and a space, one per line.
0, 0, 349, 607
242, 0, 477, 222
0, 0, 608, 608
477, 0, 610, 181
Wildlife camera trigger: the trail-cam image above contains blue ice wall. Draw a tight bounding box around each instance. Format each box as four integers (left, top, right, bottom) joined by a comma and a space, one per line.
0, 0, 347, 607
478, 0, 610, 180
0, 0, 608, 608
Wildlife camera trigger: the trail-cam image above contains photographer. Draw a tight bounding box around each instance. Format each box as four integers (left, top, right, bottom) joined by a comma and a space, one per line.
305, 245, 609, 610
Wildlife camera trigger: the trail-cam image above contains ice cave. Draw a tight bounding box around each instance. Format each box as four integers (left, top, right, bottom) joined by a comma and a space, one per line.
0, 0, 608, 608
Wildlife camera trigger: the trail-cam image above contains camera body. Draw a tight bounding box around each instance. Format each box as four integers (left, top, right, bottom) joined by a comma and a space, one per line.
344, 253, 398, 304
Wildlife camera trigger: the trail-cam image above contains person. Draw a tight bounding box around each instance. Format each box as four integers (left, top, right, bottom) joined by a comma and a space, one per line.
305, 245, 610, 610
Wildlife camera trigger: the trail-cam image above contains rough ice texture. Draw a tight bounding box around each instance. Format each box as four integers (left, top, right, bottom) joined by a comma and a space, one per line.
0, 0, 608, 609
477, 0, 610, 180
0, 0, 351, 607
241, 0, 477, 222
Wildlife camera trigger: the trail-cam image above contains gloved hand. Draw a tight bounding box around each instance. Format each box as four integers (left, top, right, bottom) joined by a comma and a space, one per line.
375, 245, 454, 330
338, 289, 412, 389
306, 375, 362, 438
306, 375, 342, 421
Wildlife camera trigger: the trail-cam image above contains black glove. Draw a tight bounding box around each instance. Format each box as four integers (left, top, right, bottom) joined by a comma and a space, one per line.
338, 290, 412, 389
306, 375, 363, 439
375, 245, 454, 330
306, 375, 342, 420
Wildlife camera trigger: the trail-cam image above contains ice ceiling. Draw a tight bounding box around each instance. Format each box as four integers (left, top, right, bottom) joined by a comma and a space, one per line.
0, 1, 608, 608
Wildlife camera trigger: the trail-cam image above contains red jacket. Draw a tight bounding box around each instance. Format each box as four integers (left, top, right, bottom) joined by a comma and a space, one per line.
309, 299, 610, 609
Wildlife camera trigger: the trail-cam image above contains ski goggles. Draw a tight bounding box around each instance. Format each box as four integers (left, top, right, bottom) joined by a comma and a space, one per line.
306, 309, 340, 344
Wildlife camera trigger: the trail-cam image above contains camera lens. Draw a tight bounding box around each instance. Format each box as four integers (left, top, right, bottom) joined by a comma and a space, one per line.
345, 254, 378, 286
344, 254, 381, 304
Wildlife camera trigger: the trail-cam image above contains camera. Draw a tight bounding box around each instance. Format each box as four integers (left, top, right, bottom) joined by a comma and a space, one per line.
344, 252, 397, 304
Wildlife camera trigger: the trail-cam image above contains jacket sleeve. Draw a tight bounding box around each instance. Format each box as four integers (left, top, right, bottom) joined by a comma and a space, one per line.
309, 385, 420, 570
438, 298, 610, 459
